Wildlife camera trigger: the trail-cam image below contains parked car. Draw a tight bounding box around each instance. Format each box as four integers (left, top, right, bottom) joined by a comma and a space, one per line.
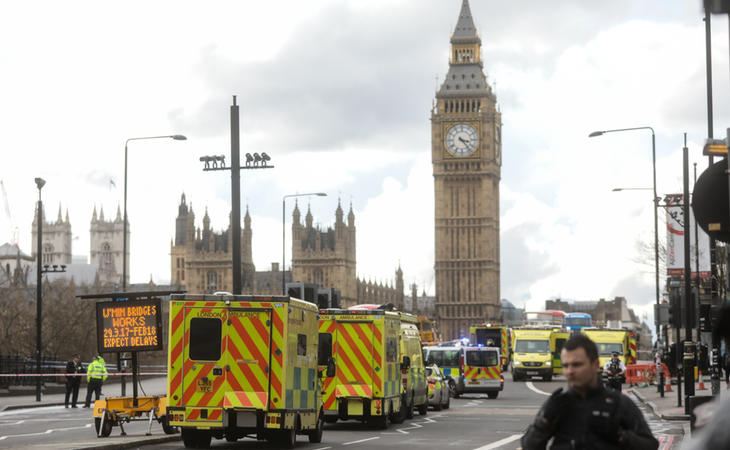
426, 365, 450, 410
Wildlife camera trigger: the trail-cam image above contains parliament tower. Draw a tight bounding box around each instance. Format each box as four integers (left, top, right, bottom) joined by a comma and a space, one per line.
432, 0, 502, 340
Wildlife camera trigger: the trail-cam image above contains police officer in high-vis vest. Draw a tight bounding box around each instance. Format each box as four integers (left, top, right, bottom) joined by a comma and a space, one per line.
83, 355, 108, 408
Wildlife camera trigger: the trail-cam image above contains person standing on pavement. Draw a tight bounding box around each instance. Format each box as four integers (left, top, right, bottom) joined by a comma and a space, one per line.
83, 354, 108, 408
602, 351, 626, 392
64, 353, 83, 408
521, 334, 657, 450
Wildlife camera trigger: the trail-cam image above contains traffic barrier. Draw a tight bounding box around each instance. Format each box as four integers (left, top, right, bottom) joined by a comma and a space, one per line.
626, 363, 671, 386
0, 372, 167, 377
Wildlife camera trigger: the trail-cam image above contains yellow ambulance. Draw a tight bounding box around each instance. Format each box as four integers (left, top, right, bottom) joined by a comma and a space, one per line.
511, 328, 554, 381
166, 294, 327, 448
317, 307, 403, 428
581, 329, 635, 368
398, 311, 429, 417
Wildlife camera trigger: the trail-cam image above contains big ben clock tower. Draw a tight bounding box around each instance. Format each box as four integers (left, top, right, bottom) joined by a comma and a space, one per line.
432, 0, 501, 340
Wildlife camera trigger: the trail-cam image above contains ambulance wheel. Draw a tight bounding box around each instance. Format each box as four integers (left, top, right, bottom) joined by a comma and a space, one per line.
542, 374, 552, 382
278, 427, 296, 449
405, 395, 414, 419
160, 415, 178, 435
308, 411, 324, 443
195, 431, 211, 449
442, 395, 450, 409
433, 400, 442, 411
94, 415, 113, 438
417, 402, 428, 415
447, 379, 457, 397
487, 391, 499, 399
324, 415, 338, 423
390, 397, 406, 424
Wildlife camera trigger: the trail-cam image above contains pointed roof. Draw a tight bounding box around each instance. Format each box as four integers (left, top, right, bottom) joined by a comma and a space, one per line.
451, 0, 480, 43
115, 205, 122, 222
65, 209, 69, 223
99, 206, 105, 221
92, 205, 97, 222
57, 204, 63, 222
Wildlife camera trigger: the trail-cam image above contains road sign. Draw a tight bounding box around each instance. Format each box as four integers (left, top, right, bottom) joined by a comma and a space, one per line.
692, 160, 730, 243
96, 298, 163, 353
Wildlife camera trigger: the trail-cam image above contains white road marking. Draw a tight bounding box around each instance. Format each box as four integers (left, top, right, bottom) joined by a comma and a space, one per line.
0, 423, 92, 440
343, 436, 380, 445
312, 447, 332, 450
472, 433, 522, 450
526, 382, 551, 396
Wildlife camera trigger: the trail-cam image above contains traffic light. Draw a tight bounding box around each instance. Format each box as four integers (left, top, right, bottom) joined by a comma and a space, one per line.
668, 288, 681, 328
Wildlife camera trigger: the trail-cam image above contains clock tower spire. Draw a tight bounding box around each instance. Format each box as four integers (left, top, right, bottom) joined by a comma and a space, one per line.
431, 0, 502, 340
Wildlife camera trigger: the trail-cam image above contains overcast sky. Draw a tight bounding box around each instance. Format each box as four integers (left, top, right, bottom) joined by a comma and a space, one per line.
0, 0, 724, 328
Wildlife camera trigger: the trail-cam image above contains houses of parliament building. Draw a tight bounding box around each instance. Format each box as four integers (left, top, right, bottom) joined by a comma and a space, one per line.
170, 194, 404, 309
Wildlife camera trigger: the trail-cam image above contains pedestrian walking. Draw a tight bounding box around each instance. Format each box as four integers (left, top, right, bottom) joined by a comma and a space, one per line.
522, 334, 657, 450
83, 354, 108, 408
64, 353, 83, 408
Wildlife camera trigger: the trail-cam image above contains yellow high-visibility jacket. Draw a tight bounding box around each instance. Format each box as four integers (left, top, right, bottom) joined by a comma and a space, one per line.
87, 358, 108, 382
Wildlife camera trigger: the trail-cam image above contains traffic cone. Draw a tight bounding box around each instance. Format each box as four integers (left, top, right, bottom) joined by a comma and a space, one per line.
698, 370, 706, 390
665, 376, 672, 392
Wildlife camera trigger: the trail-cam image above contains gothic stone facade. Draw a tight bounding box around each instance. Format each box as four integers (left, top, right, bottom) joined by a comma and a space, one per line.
170, 194, 256, 294
32, 204, 72, 266
432, 0, 502, 340
290, 201, 404, 309
89, 205, 128, 285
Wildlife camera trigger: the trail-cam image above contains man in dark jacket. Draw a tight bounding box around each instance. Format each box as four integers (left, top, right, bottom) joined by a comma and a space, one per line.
65, 354, 83, 408
522, 334, 657, 450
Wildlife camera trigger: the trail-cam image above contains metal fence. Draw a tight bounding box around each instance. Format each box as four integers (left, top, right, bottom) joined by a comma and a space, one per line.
0, 353, 61, 388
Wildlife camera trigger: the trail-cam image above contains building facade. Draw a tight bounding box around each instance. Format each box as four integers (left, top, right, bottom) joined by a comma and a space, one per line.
89, 205, 128, 285
170, 194, 257, 294
432, 0, 502, 340
31, 204, 72, 266
290, 201, 403, 309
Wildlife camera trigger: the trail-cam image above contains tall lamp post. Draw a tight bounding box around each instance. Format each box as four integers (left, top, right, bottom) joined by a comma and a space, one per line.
282, 193, 327, 294
33, 177, 66, 401
590, 127, 659, 344
123, 135, 187, 291
121, 134, 185, 398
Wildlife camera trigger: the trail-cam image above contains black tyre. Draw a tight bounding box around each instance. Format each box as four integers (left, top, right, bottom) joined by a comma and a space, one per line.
390, 397, 406, 424
487, 391, 499, 399
94, 414, 113, 438
182, 429, 197, 448
160, 415, 178, 435
542, 373, 552, 382
442, 395, 450, 410
308, 411, 324, 443
447, 380, 457, 397
433, 399, 442, 411
278, 427, 296, 449
417, 402, 428, 416
195, 430, 211, 449
405, 394, 414, 419
324, 415, 338, 423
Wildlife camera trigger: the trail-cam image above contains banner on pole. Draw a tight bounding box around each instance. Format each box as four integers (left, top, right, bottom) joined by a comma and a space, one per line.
665, 194, 711, 278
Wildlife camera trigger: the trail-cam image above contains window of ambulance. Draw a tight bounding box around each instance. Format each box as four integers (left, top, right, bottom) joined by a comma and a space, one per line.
189, 317, 222, 361
514, 339, 549, 353
596, 343, 623, 356
466, 350, 499, 367
318, 333, 332, 365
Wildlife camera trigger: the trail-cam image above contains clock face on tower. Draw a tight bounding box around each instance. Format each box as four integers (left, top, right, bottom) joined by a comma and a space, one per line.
445, 123, 478, 157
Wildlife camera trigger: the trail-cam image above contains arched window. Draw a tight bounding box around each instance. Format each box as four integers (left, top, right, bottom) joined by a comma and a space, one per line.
101, 242, 113, 268
314, 269, 324, 285
42, 243, 53, 264
206, 271, 218, 292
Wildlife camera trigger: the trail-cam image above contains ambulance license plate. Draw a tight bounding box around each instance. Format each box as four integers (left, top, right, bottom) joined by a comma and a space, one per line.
468, 380, 480, 385
526, 371, 539, 375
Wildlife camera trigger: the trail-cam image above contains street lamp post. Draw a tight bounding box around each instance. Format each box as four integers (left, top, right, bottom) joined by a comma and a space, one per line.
590, 127, 660, 344
282, 193, 327, 294
121, 134, 185, 399
33, 177, 67, 402
123, 135, 187, 291
199, 96, 274, 295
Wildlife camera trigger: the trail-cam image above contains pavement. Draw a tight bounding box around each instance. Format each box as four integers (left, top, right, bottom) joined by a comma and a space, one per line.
0, 376, 181, 449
